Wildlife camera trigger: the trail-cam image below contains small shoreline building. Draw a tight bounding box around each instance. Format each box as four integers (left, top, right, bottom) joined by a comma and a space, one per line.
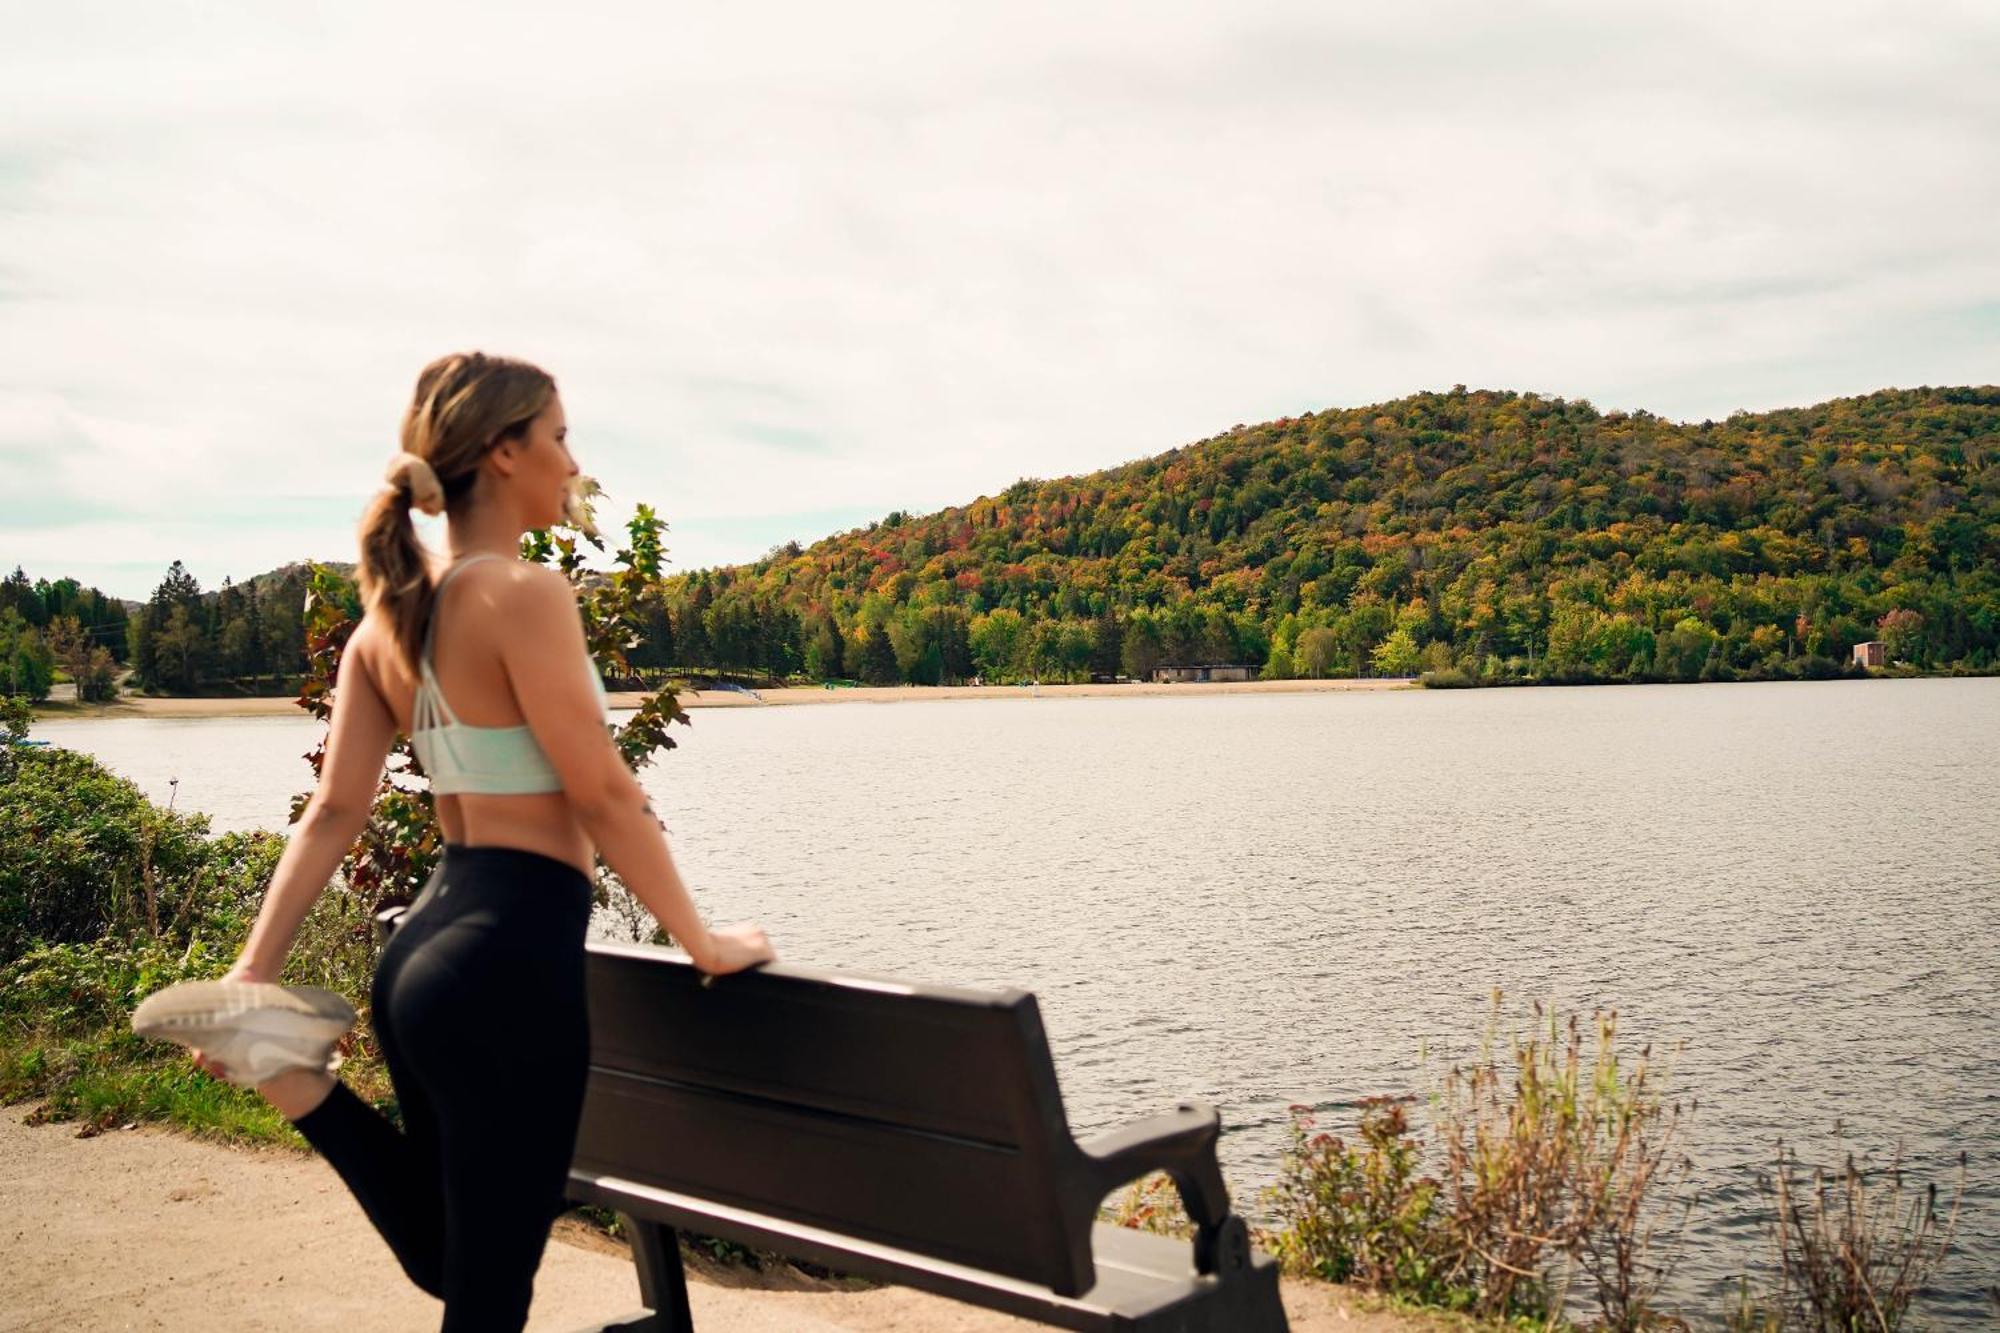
1852, 640, 1886, 669
1151, 664, 1259, 683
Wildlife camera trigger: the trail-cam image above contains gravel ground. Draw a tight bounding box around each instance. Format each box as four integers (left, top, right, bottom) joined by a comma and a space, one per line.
1, 1106, 1427, 1332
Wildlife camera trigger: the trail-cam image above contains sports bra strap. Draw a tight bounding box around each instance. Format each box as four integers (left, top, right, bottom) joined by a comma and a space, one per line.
421, 553, 507, 667
416, 553, 509, 730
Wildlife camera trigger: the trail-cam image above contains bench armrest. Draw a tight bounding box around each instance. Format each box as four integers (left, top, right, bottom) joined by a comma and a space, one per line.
1076, 1102, 1232, 1273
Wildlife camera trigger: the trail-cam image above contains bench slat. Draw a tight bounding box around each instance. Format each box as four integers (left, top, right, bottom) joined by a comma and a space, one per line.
588, 947, 1037, 1145
570, 1171, 1283, 1332
574, 1068, 1057, 1282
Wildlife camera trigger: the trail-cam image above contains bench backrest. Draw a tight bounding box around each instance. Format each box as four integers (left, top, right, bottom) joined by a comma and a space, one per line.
572, 942, 1097, 1294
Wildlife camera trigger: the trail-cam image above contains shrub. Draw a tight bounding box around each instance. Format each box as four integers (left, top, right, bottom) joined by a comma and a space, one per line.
0, 486, 690, 1145
0, 694, 31, 766
285, 494, 691, 946
0, 747, 281, 964
2, 936, 232, 1035
1265, 1096, 1461, 1307
1262, 999, 1697, 1326
0, 933, 279, 1133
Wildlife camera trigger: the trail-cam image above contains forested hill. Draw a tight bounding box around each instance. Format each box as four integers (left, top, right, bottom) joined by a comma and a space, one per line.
15, 385, 1989, 700
653, 386, 2000, 685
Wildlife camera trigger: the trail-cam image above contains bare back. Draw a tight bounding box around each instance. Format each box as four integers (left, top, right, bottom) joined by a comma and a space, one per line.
357, 558, 597, 878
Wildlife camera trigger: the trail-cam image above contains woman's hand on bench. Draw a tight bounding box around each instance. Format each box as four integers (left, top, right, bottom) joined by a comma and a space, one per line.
692, 921, 776, 977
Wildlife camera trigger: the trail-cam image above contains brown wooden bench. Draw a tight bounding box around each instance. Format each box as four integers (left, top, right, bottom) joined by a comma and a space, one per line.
378, 912, 1288, 1331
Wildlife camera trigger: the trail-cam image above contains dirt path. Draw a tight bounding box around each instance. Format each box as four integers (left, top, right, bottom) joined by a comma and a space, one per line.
2, 1107, 1422, 1332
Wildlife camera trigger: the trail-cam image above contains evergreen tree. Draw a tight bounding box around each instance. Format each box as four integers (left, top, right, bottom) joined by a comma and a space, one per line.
858, 628, 899, 685
0, 568, 44, 626
1089, 609, 1122, 678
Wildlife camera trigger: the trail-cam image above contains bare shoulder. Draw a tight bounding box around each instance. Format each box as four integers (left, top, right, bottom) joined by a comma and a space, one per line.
344, 613, 391, 691
478, 560, 580, 626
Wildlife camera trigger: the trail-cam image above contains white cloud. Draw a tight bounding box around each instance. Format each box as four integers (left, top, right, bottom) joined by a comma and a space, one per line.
3, 1, 1997, 598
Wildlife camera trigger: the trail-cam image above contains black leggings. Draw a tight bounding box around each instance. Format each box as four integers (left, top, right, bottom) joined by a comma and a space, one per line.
291, 843, 593, 1331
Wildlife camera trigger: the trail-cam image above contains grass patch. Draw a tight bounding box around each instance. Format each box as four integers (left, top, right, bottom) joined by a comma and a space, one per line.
1, 1020, 310, 1144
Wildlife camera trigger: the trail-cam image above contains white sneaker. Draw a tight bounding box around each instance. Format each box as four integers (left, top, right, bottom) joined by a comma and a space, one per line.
131, 980, 356, 1087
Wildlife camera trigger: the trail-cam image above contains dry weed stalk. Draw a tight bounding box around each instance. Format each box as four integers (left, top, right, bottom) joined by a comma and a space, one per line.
1568, 1030, 1694, 1331
1761, 1144, 1964, 1332
1431, 995, 1693, 1327
1105, 1170, 1196, 1239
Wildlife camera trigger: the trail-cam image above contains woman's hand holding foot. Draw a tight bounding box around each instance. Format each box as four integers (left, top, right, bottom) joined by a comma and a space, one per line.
185, 955, 340, 1119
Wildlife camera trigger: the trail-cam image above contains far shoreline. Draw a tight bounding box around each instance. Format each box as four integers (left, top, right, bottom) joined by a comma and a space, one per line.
28, 675, 1415, 721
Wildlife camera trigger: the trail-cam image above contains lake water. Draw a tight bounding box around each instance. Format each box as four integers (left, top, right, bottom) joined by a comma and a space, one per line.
30, 679, 2000, 1320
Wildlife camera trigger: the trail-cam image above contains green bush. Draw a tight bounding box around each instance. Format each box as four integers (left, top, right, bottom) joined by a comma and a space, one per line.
0, 933, 299, 1138
2, 936, 235, 1032
1265, 1097, 1463, 1308
0, 744, 393, 1135
0, 747, 282, 964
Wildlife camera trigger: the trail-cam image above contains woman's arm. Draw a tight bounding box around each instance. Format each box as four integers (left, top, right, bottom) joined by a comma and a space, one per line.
500, 567, 769, 973
234, 629, 397, 978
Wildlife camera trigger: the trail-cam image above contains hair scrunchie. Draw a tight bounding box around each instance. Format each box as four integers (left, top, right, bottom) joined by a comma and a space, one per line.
382, 452, 446, 516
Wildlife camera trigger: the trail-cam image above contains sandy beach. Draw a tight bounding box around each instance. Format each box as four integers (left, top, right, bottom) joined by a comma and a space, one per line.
31, 676, 1413, 722
0, 1106, 1428, 1332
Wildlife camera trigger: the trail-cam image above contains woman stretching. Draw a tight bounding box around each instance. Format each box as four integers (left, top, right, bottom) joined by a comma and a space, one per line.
131, 351, 775, 1329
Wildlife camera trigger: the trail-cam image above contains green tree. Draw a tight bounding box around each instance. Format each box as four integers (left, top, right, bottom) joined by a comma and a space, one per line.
1877, 608, 1925, 665
1089, 609, 1123, 679
1652, 618, 1716, 682
888, 606, 943, 684
930, 605, 974, 682
127, 606, 156, 688
1295, 627, 1342, 679
151, 604, 210, 693
802, 613, 845, 679
1, 611, 55, 700
1371, 626, 1421, 677
1342, 601, 1395, 676
0, 567, 45, 626
43, 615, 91, 688
970, 608, 1027, 681
219, 617, 254, 681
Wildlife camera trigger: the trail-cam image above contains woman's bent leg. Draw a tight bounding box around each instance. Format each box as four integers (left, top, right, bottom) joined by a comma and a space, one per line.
290, 1083, 448, 1297
288, 925, 449, 1297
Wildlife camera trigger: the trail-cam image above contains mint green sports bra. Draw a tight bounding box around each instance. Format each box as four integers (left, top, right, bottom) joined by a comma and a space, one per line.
409, 553, 609, 795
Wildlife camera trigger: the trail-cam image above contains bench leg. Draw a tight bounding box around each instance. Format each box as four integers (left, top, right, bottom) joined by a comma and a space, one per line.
621, 1214, 694, 1332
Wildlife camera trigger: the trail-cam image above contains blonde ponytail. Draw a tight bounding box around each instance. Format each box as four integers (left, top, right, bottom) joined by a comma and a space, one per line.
355, 352, 557, 674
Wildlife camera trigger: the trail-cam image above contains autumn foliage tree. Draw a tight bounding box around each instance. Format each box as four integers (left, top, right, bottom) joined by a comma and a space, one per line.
638, 386, 1999, 686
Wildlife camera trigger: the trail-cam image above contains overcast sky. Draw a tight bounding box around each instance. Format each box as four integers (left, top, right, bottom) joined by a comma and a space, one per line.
3, 1, 1996, 601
